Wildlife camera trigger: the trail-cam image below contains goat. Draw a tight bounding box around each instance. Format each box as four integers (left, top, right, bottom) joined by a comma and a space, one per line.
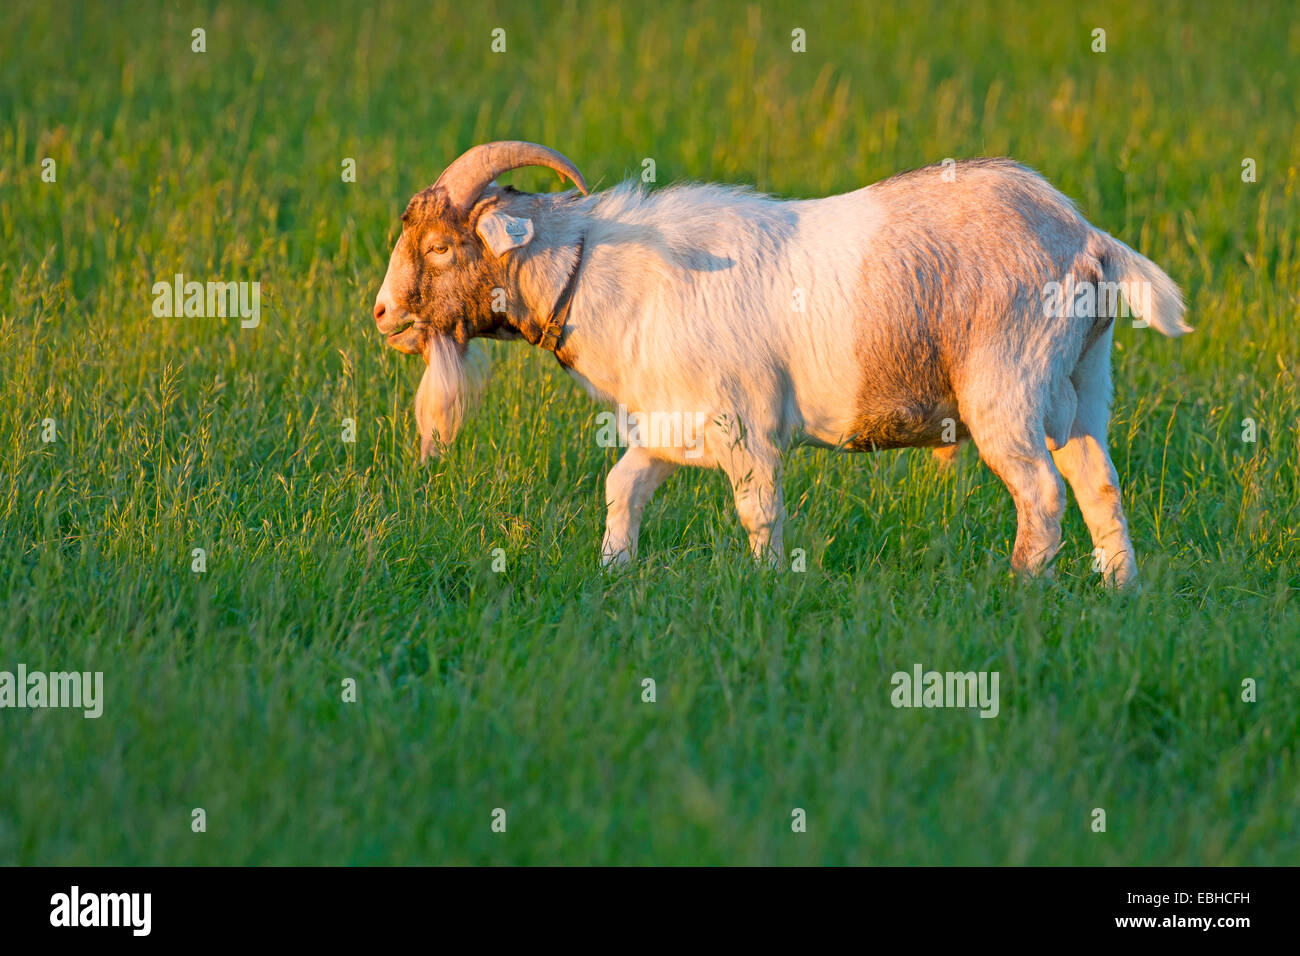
373, 141, 1189, 586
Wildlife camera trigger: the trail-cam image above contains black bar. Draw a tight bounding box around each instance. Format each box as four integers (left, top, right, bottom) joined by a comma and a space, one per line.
0, 866, 1281, 943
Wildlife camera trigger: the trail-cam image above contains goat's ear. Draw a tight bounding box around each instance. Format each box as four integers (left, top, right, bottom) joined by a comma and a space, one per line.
476, 208, 535, 257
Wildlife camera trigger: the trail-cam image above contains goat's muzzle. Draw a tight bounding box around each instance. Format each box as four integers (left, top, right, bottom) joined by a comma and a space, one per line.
386, 323, 425, 355
372, 301, 424, 354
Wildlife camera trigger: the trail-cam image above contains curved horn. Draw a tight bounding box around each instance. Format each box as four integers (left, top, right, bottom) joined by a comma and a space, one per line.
433, 141, 588, 216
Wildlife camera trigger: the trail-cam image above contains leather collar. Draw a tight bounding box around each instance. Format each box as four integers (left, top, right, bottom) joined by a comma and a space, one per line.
537, 236, 585, 353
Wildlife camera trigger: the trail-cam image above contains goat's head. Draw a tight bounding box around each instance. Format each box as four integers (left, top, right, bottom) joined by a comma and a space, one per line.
373, 141, 588, 457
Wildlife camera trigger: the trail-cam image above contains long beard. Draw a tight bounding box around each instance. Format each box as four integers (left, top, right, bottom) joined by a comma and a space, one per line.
414, 335, 489, 461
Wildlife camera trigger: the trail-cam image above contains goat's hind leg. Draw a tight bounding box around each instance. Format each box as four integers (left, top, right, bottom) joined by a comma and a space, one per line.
963, 376, 1068, 577
1050, 332, 1137, 586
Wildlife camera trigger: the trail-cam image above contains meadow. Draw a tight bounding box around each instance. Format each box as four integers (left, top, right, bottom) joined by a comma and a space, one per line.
0, 0, 1296, 864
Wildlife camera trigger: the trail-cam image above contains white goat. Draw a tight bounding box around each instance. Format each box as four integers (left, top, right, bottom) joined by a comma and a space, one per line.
374, 141, 1189, 585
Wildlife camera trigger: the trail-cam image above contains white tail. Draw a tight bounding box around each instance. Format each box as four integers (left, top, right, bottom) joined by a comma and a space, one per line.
1094, 231, 1191, 337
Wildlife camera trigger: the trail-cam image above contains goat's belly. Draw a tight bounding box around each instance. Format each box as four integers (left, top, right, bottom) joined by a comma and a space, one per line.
794, 398, 967, 451
785, 338, 965, 451
843, 351, 967, 449
846, 397, 968, 450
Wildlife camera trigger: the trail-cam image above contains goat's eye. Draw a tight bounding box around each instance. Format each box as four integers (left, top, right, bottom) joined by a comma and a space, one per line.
425, 242, 450, 257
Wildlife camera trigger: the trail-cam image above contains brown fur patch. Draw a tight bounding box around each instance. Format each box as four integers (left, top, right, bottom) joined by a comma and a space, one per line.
847, 158, 1093, 450
390, 187, 515, 343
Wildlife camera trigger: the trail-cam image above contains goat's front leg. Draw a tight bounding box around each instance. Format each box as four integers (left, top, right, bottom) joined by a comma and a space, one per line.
715, 431, 785, 566
731, 470, 785, 566
600, 446, 677, 567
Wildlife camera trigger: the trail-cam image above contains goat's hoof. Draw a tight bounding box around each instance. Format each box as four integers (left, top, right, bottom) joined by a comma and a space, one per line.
1102, 565, 1138, 590
600, 549, 633, 571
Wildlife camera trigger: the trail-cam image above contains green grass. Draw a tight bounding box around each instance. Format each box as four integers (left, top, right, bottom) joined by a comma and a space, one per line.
1, 0, 1297, 864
